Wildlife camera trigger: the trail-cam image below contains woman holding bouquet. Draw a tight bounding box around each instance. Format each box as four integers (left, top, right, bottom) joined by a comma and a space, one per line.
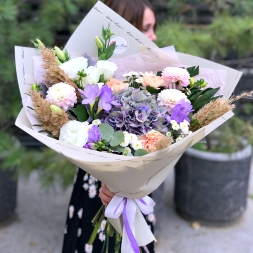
62, 1, 157, 252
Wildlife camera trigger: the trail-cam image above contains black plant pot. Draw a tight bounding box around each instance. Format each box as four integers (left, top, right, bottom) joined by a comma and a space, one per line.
174, 144, 252, 225
0, 169, 17, 222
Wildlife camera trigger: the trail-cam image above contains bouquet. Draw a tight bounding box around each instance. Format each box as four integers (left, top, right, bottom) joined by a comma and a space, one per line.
14, 1, 252, 253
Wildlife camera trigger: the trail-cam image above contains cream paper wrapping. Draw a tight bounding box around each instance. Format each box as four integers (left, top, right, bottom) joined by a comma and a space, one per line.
14, 0, 242, 248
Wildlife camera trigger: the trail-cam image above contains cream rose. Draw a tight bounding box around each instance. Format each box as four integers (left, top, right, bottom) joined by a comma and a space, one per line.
59, 120, 89, 147
59, 57, 88, 80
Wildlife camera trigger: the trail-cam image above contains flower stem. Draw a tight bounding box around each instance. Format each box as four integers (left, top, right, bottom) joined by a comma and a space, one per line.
88, 208, 105, 245
91, 205, 105, 225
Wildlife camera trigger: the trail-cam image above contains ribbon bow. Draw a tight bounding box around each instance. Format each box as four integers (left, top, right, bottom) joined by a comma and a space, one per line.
105, 195, 155, 253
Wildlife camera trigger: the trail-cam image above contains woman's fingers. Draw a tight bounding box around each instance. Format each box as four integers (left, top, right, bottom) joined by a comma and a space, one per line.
99, 183, 115, 206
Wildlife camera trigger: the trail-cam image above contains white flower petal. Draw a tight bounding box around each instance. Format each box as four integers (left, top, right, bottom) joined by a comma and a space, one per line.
97, 60, 118, 81
59, 57, 88, 80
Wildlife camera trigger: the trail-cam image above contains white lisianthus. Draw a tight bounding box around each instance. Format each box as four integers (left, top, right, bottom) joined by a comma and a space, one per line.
188, 131, 193, 135
157, 89, 189, 111
92, 119, 102, 126
180, 121, 189, 134
59, 57, 88, 80
81, 66, 101, 87
128, 134, 138, 144
59, 120, 89, 147
97, 60, 118, 81
131, 141, 143, 150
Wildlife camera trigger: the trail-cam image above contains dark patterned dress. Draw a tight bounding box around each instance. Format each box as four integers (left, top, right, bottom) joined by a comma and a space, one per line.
62, 168, 155, 253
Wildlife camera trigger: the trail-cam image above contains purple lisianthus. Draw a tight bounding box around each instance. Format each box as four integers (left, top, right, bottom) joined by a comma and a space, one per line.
98, 85, 120, 112
170, 99, 193, 123
79, 83, 101, 106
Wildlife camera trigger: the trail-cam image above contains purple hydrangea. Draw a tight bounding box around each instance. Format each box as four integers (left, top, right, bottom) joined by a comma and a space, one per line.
100, 88, 169, 135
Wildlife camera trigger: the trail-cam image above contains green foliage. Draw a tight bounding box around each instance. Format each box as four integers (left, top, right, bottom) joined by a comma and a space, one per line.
99, 123, 124, 147
187, 66, 199, 77
0, 0, 96, 188
71, 104, 89, 122
134, 149, 148, 156
155, 15, 253, 64
155, 21, 212, 58
189, 87, 220, 112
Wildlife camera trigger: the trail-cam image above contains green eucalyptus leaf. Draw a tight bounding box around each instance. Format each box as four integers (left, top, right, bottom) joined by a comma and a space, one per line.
109, 131, 124, 147
134, 149, 148, 156
71, 105, 89, 122
99, 123, 114, 142
112, 145, 125, 153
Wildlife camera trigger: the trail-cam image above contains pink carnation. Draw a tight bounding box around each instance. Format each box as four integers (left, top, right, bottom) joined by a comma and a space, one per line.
162, 67, 190, 89
46, 82, 77, 111
142, 130, 165, 153
106, 78, 129, 93
139, 72, 166, 89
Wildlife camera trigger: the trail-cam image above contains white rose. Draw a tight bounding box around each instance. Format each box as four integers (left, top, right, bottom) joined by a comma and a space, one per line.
59, 57, 88, 80
59, 120, 89, 147
97, 60, 118, 81
81, 66, 101, 87
157, 89, 189, 111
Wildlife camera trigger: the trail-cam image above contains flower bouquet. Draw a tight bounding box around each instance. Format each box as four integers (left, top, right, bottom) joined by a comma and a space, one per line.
14, 1, 251, 253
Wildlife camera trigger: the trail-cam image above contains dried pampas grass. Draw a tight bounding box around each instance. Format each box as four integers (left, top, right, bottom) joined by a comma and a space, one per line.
155, 136, 173, 151
190, 91, 253, 132
30, 90, 69, 137
39, 46, 81, 99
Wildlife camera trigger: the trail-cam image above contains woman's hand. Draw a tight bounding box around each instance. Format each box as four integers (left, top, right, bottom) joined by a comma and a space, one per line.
99, 182, 115, 206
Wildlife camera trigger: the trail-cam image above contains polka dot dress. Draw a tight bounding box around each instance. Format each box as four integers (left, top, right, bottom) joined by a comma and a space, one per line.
62, 168, 155, 253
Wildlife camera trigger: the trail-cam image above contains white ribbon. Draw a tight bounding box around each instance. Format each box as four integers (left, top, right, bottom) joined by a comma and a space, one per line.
105, 195, 155, 253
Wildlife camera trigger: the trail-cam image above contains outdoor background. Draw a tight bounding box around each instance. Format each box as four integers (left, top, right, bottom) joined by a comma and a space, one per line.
0, 0, 253, 252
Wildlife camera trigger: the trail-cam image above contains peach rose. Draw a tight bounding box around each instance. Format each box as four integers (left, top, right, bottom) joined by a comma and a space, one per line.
106, 78, 129, 93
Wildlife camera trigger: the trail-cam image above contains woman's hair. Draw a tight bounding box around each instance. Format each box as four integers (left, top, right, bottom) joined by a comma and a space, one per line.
103, 0, 157, 31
